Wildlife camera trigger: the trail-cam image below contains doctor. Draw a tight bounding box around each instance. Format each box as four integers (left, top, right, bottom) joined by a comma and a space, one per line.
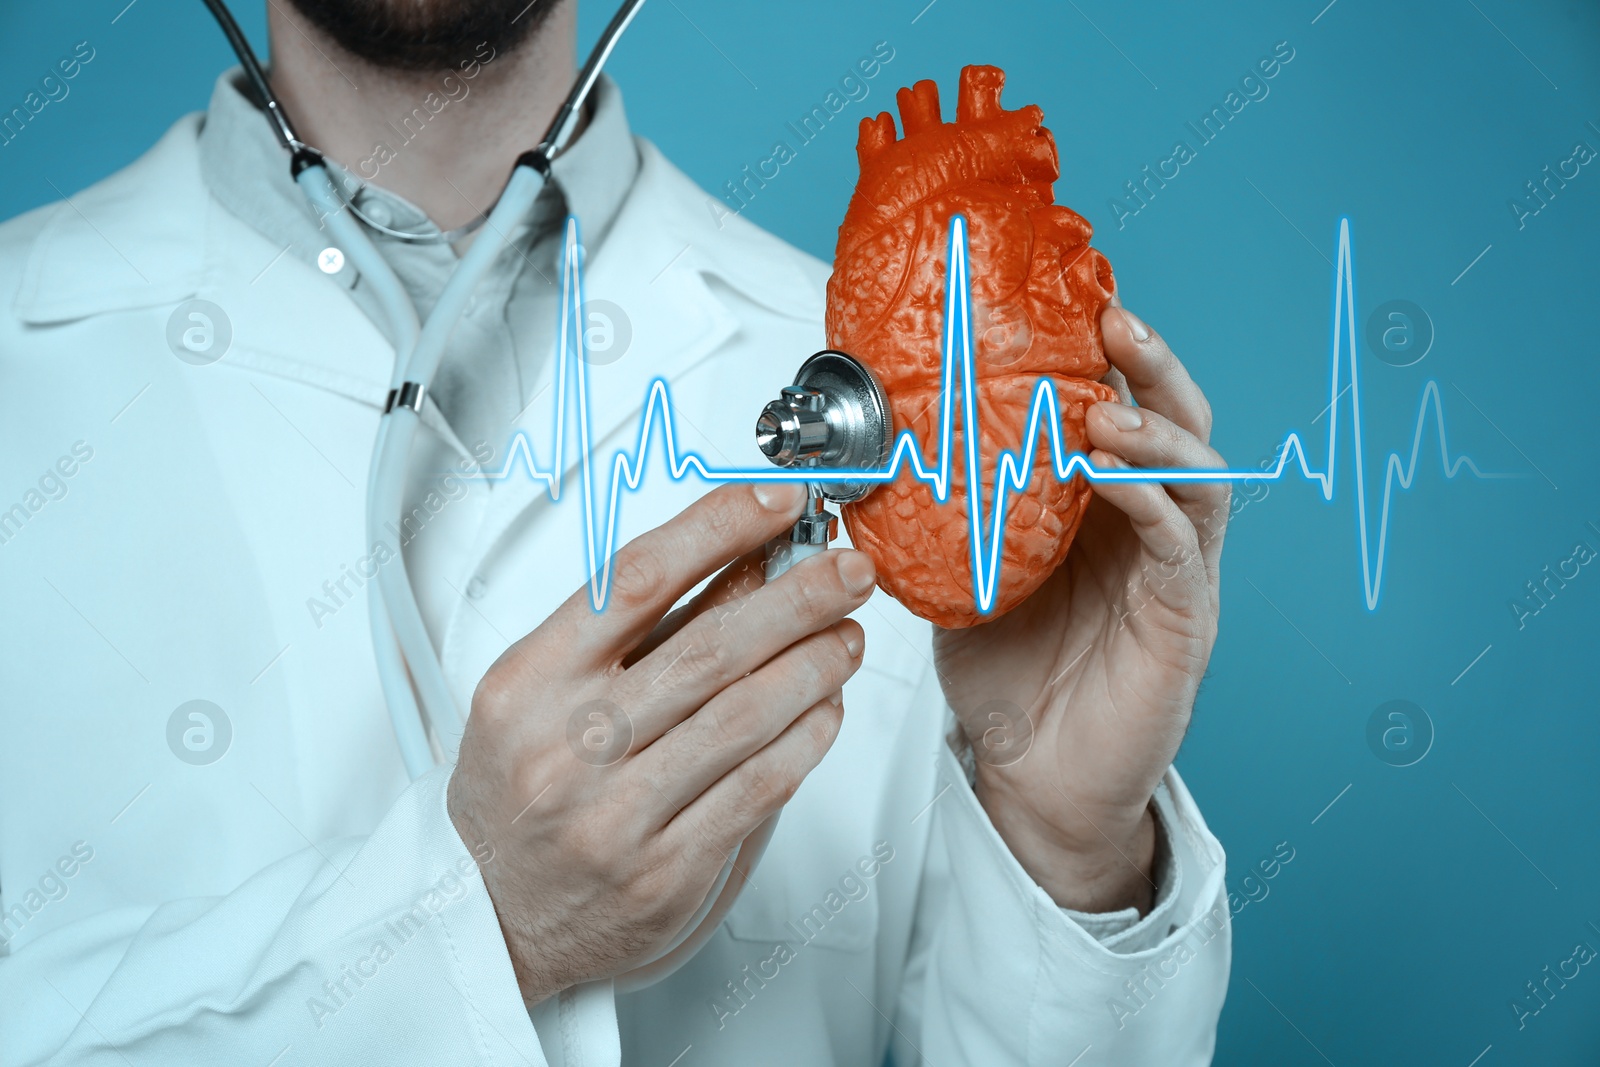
0, 0, 1234, 1063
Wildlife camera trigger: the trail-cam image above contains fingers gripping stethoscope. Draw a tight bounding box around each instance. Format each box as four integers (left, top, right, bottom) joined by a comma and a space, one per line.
200, 0, 891, 991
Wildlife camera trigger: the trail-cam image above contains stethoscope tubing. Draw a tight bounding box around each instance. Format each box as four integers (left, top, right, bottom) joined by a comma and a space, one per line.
200, 0, 776, 991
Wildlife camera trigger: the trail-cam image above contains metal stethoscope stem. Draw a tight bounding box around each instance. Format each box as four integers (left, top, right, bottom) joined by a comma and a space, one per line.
755, 349, 894, 578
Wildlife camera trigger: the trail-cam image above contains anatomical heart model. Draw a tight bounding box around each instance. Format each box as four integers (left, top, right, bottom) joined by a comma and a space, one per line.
829, 64, 1120, 628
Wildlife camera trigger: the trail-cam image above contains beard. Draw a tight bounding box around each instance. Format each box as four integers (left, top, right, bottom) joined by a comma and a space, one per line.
283, 0, 564, 72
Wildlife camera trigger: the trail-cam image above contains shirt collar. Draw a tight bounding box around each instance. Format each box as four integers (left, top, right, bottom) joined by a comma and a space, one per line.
13, 73, 820, 330
196, 66, 640, 279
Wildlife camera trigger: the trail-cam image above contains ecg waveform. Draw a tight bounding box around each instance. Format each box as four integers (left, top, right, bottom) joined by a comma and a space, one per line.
477, 214, 1504, 614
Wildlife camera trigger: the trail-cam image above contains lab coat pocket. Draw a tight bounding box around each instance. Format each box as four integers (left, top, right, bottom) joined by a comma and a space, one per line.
722, 864, 881, 952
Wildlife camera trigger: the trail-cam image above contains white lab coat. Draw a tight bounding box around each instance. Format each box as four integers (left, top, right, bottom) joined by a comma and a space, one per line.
0, 114, 1230, 1065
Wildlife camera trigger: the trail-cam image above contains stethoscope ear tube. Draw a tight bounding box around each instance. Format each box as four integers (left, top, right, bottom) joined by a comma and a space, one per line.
199, 0, 300, 153
365, 164, 551, 769
203, 0, 775, 993
296, 165, 439, 779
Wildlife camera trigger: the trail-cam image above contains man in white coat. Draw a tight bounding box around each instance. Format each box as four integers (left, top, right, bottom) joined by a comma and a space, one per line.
0, 1, 1235, 1063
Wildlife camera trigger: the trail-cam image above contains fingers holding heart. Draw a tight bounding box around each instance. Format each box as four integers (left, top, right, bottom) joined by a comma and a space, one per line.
1087, 399, 1230, 584
1100, 305, 1213, 446
1083, 449, 1209, 618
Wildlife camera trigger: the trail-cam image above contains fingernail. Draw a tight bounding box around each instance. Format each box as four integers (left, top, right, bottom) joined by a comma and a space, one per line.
837, 550, 876, 596
1121, 308, 1151, 341
1097, 401, 1142, 431
828, 690, 843, 708
840, 625, 864, 657
753, 481, 804, 513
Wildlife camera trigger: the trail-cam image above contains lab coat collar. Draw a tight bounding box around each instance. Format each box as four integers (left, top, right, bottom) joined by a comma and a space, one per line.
9, 106, 825, 575
10, 111, 821, 371
12, 115, 208, 325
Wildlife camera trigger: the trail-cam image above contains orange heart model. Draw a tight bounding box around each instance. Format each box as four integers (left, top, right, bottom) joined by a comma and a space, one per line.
828, 64, 1120, 628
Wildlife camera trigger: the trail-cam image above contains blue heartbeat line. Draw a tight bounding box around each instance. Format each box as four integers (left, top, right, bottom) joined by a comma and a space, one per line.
477, 214, 1505, 614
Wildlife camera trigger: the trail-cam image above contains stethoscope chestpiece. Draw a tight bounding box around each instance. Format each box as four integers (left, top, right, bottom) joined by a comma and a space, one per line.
754, 350, 893, 505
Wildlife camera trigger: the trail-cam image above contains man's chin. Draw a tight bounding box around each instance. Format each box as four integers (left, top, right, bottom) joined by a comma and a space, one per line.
283, 0, 562, 71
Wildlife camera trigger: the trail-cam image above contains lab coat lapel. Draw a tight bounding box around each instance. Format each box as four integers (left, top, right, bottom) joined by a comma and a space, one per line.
12, 118, 206, 325
202, 206, 397, 411
200, 221, 476, 462
14, 115, 814, 586
13, 114, 404, 420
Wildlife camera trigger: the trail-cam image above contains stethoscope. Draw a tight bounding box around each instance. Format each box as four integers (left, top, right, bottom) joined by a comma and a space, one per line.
200, 0, 892, 992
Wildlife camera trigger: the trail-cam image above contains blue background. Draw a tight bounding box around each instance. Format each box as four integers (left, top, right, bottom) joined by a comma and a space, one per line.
2, 0, 1597, 1063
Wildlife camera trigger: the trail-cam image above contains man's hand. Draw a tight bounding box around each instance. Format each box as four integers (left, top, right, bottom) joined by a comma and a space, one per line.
933, 304, 1228, 914
448, 482, 877, 1006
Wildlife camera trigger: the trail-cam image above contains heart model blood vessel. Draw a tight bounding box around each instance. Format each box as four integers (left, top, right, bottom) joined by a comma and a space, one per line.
828, 64, 1121, 628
